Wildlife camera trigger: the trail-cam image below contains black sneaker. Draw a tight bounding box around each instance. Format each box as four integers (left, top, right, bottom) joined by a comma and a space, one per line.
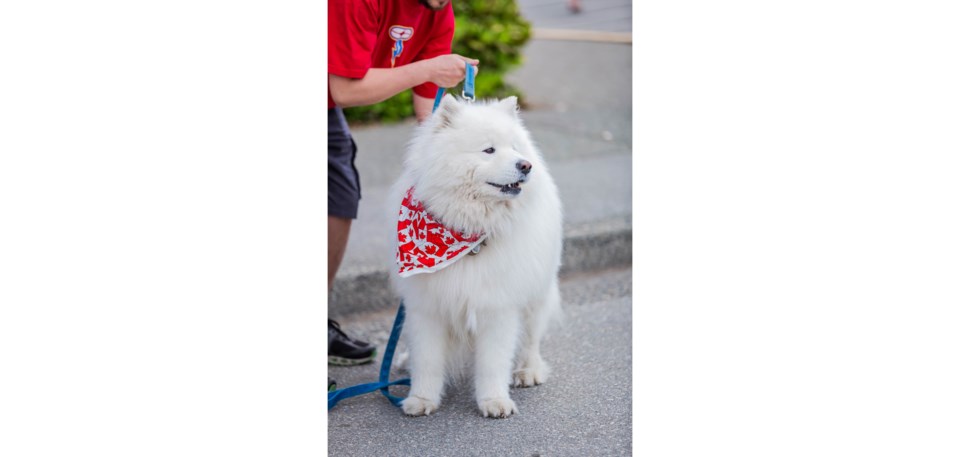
328, 319, 376, 366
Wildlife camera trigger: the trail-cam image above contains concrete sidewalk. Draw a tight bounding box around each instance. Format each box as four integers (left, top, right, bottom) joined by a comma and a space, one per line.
330, 39, 632, 318
517, 0, 632, 34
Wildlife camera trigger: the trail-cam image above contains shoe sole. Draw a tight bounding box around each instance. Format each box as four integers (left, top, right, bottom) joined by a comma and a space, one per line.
328, 350, 377, 366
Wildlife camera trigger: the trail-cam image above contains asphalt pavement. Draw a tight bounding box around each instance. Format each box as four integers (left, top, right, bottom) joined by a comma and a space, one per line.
329, 267, 632, 457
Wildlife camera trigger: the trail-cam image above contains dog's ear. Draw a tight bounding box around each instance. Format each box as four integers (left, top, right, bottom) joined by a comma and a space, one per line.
498, 96, 519, 117
434, 94, 461, 130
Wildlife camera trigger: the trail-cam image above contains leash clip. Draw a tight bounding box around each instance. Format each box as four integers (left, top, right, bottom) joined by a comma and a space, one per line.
462, 62, 476, 103
431, 60, 477, 113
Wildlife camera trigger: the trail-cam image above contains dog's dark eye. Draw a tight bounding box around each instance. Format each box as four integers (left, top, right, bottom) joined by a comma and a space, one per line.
483, 147, 495, 154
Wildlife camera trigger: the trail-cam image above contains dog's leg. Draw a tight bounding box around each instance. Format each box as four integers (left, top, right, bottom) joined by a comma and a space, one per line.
513, 280, 560, 387
474, 308, 520, 418
401, 312, 448, 416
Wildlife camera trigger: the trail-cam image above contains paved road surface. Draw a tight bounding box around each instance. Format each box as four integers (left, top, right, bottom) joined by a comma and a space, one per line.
517, 0, 632, 33
329, 267, 632, 457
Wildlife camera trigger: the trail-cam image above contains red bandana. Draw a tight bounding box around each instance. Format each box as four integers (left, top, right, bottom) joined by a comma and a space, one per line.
396, 187, 486, 277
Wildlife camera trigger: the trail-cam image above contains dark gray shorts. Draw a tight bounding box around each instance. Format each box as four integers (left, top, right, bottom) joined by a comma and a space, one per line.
328, 107, 360, 219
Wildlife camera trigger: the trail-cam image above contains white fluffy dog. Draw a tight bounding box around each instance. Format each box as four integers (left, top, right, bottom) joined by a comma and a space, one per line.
388, 95, 563, 418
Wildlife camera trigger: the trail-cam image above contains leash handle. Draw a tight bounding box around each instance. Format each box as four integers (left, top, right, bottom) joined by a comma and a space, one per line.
461, 63, 475, 101
432, 60, 476, 113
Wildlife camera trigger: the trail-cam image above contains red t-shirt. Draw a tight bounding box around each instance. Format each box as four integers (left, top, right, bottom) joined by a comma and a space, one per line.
328, 0, 455, 109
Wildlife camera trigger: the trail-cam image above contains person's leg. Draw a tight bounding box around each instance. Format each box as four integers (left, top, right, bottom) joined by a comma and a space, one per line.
328, 215, 351, 290
327, 107, 375, 366
328, 107, 362, 289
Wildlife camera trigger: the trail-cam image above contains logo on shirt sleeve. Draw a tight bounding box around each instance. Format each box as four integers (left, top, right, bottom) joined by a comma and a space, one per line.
389, 26, 414, 68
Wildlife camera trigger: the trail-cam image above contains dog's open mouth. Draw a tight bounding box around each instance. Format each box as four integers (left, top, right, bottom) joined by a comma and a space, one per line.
487, 181, 523, 195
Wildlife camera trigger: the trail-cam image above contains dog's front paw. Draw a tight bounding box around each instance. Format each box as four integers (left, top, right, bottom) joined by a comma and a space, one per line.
513, 360, 550, 387
401, 395, 439, 417
478, 397, 518, 418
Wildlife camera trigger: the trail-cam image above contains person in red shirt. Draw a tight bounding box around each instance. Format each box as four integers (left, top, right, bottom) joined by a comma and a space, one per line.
327, 0, 479, 366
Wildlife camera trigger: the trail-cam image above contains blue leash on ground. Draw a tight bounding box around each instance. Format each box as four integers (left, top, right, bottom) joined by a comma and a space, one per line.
327, 61, 475, 411
327, 302, 409, 410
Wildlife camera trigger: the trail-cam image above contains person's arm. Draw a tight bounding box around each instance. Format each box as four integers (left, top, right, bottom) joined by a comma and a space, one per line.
329, 63, 430, 108
329, 54, 479, 108
413, 93, 435, 123
410, 6, 458, 122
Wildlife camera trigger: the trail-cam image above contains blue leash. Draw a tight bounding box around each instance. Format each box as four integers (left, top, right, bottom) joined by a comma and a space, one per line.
328, 61, 475, 411
327, 302, 410, 409
432, 61, 475, 111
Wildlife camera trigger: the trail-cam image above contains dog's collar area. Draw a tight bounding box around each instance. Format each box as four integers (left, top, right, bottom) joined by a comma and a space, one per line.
468, 240, 487, 256
397, 186, 487, 277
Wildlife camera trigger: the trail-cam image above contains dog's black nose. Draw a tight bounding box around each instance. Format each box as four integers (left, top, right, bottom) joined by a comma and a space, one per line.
517, 160, 532, 175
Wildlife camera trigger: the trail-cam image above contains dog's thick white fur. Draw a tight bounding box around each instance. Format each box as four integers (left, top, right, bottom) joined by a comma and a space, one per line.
388, 95, 563, 418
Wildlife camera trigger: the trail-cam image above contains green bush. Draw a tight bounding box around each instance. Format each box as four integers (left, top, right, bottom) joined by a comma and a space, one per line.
343, 0, 531, 124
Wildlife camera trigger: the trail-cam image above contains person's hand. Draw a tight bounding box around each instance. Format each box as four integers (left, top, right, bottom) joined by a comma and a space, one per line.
427, 54, 480, 88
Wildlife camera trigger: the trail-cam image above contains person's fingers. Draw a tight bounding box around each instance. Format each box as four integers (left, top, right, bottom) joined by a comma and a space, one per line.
456, 55, 480, 65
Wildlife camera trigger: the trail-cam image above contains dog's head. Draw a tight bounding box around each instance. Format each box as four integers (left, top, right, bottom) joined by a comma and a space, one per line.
416, 95, 538, 202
